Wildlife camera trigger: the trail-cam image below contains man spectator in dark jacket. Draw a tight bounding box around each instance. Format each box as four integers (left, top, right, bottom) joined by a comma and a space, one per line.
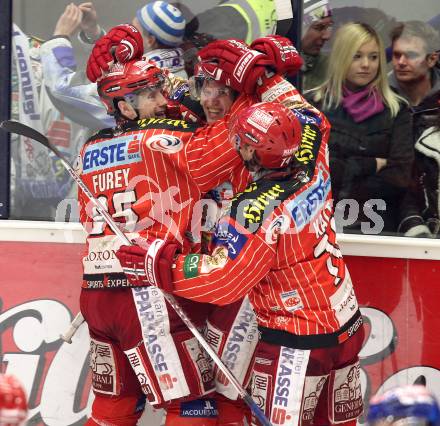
389, 20, 440, 140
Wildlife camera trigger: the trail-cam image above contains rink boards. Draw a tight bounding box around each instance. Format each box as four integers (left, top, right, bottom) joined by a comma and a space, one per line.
1, 221, 439, 425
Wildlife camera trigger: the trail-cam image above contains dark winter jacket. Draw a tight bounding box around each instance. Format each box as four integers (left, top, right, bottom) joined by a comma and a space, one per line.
310, 99, 414, 233
398, 127, 440, 237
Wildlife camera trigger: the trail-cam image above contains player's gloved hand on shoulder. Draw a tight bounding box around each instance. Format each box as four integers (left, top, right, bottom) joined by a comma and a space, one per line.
250, 35, 303, 76
115, 238, 178, 291
197, 39, 272, 94
86, 24, 143, 82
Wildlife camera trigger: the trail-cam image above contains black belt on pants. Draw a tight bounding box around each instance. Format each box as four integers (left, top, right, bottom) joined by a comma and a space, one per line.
258, 309, 363, 350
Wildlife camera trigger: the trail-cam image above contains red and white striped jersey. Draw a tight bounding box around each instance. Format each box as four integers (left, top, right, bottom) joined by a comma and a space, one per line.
172, 98, 361, 340
77, 94, 253, 289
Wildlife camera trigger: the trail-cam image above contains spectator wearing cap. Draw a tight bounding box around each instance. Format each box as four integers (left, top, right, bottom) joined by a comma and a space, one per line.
132, 1, 188, 78
301, 0, 333, 91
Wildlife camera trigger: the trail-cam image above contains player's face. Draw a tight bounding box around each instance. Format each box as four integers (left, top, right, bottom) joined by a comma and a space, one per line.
136, 88, 168, 119
301, 17, 333, 56
200, 80, 235, 124
392, 36, 436, 84
345, 38, 380, 90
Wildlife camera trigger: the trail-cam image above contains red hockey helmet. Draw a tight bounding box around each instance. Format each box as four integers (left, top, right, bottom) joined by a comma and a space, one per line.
0, 374, 28, 425
97, 58, 167, 115
229, 102, 302, 170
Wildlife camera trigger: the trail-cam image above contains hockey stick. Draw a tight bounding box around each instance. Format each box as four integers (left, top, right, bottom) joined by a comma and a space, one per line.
1, 119, 273, 426
60, 312, 85, 343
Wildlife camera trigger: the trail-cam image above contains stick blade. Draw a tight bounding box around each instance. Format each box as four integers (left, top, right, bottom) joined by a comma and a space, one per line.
0, 120, 50, 148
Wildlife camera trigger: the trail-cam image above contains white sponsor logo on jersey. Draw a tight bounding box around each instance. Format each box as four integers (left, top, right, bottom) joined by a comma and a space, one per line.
132, 286, 190, 401
216, 298, 258, 399
271, 347, 309, 425
280, 289, 304, 313
146, 134, 183, 153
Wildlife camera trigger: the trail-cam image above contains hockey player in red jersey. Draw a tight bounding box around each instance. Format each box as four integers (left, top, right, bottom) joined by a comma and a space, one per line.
0, 374, 27, 426
77, 35, 281, 425
117, 96, 365, 425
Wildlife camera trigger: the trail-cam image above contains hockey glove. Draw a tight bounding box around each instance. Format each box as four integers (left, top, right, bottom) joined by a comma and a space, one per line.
250, 35, 303, 76
115, 238, 178, 291
86, 24, 143, 82
197, 39, 271, 94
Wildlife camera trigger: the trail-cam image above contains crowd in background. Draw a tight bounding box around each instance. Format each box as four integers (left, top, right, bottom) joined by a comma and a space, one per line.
4, 2, 440, 425
9, 0, 440, 238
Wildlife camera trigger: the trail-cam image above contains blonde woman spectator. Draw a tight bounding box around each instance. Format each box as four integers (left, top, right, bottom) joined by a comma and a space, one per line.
308, 22, 414, 234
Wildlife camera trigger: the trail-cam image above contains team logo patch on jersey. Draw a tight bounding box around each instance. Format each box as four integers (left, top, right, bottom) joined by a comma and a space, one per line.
146, 134, 183, 153
214, 221, 248, 260
200, 247, 228, 273
82, 135, 142, 173
264, 214, 290, 244
280, 290, 304, 312
286, 167, 331, 232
